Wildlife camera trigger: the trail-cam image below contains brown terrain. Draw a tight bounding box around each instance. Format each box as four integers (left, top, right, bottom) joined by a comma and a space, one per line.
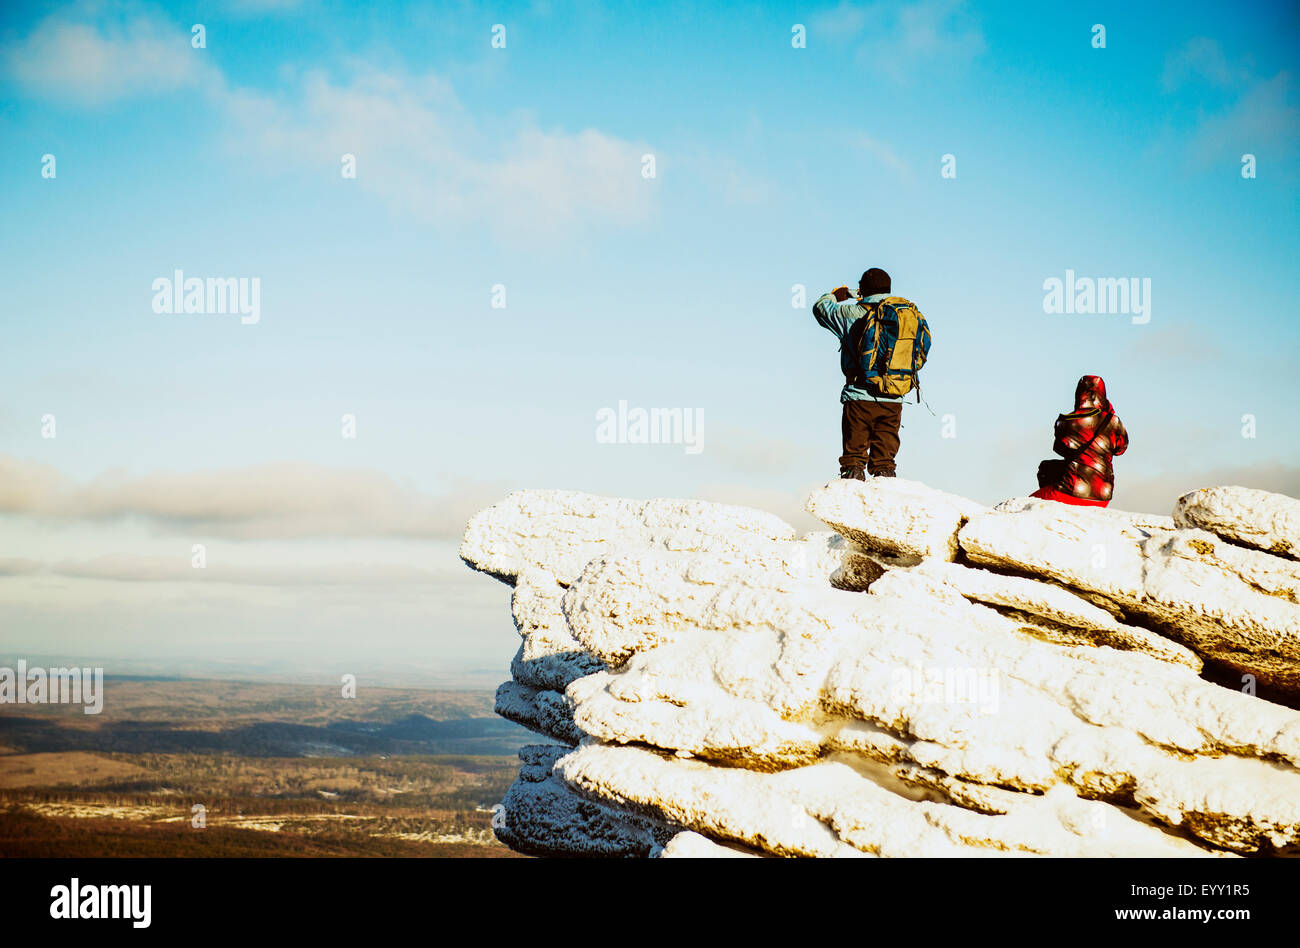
0, 678, 532, 857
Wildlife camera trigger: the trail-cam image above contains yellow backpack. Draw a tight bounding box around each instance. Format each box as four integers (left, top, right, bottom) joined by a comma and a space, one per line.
845, 296, 932, 399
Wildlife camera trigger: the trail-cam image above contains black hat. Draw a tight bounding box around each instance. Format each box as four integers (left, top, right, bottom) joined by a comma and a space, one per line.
859, 268, 891, 296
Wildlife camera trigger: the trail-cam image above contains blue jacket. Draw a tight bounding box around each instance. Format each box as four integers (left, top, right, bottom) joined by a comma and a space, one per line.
812, 291, 903, 403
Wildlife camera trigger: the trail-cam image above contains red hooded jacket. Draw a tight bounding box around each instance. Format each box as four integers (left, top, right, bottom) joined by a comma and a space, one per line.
1036, 375, 1129, 505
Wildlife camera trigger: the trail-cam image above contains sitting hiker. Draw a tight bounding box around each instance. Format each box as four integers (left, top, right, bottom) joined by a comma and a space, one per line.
811, 268, 931, 479
1032, 374, 1129, 507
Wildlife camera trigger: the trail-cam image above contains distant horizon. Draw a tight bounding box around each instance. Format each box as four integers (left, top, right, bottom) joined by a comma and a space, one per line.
0, 651, 508, 693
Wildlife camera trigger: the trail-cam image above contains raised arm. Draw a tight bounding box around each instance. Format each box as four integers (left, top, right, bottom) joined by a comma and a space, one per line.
812, 286, 863, 337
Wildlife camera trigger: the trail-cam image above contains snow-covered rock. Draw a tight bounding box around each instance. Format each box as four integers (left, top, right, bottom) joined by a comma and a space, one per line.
1174, 486, 1300, 560
562, 549, 1300, 853
898, 560, 1201, 670
958, 504, 1300, 695
493, 744, 676, 857
806, 478, 986, 562
996, 496, 1177, 533
462, 482, 1300, 857
656, 830, 761, 857
509, 568, 605, 692
494, 680, 582, 745
558, 743, 1216, 858
460, 489, 796, 585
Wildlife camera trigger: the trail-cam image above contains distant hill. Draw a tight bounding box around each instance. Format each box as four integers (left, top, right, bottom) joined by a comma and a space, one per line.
0, 678, 532, 756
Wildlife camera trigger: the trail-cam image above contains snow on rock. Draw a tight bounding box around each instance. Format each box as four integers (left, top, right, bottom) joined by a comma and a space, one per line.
493, 744, 677, 857
460, 489, 797, 585
494, 680, 583, 744
959, 503, 1300, 695
1174, 486, 1300, 560
806, 477, 986, 561
561, 549, 1300, 853
558, 743, 1215, 858
509, 568, 606, 692
995, 496, 1177, 533
562, 544, 855, 670
656, 830, 762, 857
463, 481, 1300, 857
900, 560, 1202, 670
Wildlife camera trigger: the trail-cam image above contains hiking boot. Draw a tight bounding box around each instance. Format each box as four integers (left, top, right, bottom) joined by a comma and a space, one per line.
871, 470, 897, 478
839, 468, 866, 481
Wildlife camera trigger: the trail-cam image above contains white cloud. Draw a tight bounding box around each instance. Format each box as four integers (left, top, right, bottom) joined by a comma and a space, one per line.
1115, 462, 1300, 517
1161, 37, 1255, 92
1129, 325, 1219, 364
225, 0, 310, 13
47, 554, 437, 586
853, 133, 913, 180
0, 557, 43, 576
2, 12, 218, 105
2, 12, 657, 238
222, 67, 655, 238
1188, 70, 1299, 165
1159, 38, 1299, 168
812, 1, 870, 36
672, 148, 774, 205
0, 455, 502, 539
811, 0, 985, 79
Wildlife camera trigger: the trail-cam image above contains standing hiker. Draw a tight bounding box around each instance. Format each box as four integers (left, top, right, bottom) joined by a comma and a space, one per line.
812, 268, 931, 479
1031, 374, 1129, 507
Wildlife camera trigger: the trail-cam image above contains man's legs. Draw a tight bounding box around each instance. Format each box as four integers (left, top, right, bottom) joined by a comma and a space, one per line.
865, 401, 902, 476
838, 401, 872, 478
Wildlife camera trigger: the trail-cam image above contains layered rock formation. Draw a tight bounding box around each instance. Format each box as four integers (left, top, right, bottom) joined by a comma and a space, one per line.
460, 482, 1300, 857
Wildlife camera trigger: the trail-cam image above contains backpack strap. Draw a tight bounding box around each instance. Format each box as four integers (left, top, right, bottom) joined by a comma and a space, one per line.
1063, 407, 1114, 465
843, 299, 880, 388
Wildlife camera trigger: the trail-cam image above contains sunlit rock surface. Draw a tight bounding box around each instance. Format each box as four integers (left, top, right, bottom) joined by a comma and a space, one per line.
462, 484, 1300, 857
1174, 486, 1300, 561
806, 477, 985, 561
460, 490, 796, 584
959, 502, 1300, 695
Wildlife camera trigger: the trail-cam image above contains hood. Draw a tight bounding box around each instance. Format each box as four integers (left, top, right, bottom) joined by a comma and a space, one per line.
1073, 375, 1109, 413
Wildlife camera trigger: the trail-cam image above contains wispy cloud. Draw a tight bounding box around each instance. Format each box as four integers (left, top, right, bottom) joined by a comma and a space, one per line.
1117, 462, 1300, 517
1159, 37, 1299, 168
1188, 70, 1298, 166
2, 10, 657, 239
2, 11, 218, 105
223, 66, 655, 238
224, 0, 311, 14
672, 148, 774, 205
1161, 36, 1252, 92
0, 455, 501, 540
1128, 324, 1219, 364
45, 554, 438, 586
811, 0, 985, 80
0, 557, 44, 576
853, 133, 914, 180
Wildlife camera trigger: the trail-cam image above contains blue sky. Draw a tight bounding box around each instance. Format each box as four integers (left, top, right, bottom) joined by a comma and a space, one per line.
1, 0, 1297, 683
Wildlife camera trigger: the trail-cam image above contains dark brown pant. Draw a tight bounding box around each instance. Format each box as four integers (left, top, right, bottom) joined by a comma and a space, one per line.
839, 400, 902, 476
